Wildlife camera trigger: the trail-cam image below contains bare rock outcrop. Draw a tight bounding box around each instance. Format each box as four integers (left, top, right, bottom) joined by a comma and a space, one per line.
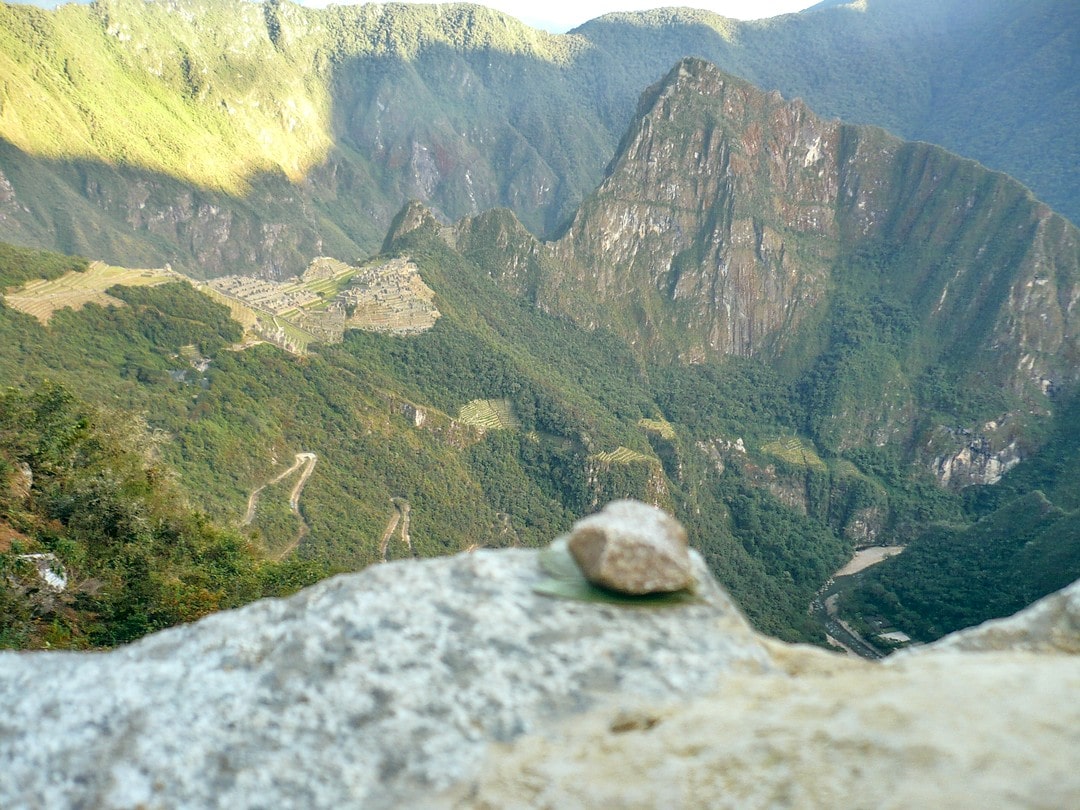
0, 522, 1076, 809
567, 500, 694, 594
0, 545, 766, 809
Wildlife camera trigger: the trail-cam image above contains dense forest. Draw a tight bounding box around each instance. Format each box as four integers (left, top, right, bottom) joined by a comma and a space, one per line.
840, 391, 1080, 642
0, 382, 324, 648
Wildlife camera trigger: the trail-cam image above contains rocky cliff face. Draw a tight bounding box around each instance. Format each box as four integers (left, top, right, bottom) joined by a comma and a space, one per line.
5, 0, 1076, 282
928, 426, 1024, 488
467, 57, 1077, 460
1, 540, 1076, 809
547, 59, 839, 361
540, 59, 1080, 388
0, 143, 347, 280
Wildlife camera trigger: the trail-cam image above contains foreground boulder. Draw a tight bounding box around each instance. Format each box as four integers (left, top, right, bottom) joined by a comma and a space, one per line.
0, 549, 1077, 808
456, 586, 1080, 808
567, 500, 695, 594
0, 547, 764, 809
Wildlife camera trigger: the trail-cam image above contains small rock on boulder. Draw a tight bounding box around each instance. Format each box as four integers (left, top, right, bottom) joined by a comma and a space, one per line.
567, 500, 695, 595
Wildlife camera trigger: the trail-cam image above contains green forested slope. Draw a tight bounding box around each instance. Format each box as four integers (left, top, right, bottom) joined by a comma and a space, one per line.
842, 393, 1080, 642
2, 190, 1076, 650
0, 232, 910, 646
0, 382, 322, 648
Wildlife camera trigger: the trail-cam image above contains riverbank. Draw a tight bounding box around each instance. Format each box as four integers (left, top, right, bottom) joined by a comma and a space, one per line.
811, 545, 908, 659
834, 545, 906, 577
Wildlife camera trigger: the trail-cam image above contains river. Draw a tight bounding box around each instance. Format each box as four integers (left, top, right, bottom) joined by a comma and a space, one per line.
809, 546, 906, 660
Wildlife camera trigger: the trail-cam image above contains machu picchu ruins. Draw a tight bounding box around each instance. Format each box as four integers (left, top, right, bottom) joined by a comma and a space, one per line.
201, 256, 440, 353
207, 275, 321, 315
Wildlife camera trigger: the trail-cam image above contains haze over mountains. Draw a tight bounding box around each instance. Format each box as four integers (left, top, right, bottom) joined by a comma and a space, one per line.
0, 0, 1078, 651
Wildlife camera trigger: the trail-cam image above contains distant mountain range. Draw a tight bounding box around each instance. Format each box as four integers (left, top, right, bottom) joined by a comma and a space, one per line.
392, 54, 1078, 472
0, 0, 1076, 276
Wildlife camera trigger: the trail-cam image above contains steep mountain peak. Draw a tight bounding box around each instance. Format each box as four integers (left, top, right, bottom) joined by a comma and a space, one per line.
382, 200, 448, 249
506, 54, 1080, 456
546, 57, 842, 362
622, 57, 751, 133
645, 55, 740, 94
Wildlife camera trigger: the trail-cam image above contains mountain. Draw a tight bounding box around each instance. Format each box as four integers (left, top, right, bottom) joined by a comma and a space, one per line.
0, 0, 1077, 278
840, 390, 1080, 643
575, 0, 1080, 227
0, 0, 613, 273
409, 59, 1079, 463
1, 225, 875, 645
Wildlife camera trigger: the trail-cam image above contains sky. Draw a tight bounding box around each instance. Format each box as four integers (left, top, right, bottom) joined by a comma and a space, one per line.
298, 2, 819, 33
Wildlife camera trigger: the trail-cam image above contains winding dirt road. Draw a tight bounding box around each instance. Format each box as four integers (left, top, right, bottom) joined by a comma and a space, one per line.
242, 452, 317, 558
379, 498, 413, 561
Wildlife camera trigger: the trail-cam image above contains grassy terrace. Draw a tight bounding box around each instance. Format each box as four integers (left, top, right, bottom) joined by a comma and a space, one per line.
291, 260, 362, 307
197, 285, 320, 353
198, 286, 260, 331
457, 399, 520, 431
639, 417, 676, 441
3, 261, 184, 324
761, 436, 828, 471
591, 446, 655, 465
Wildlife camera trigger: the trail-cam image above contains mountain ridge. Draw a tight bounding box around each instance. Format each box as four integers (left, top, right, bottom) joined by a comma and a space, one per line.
0, 0, 1076, 277
1, 2, 1078, 653
400, 58, 1078, 460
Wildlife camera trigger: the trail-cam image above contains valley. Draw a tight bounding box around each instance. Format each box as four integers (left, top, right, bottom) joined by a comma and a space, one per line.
1, 3, 1078, 806
811, 546, 909, 659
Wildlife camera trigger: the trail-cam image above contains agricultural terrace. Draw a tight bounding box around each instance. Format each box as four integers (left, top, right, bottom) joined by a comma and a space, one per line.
3, 261, 184, 324
761, 436, 828, 471
590, 447, 655, 465
639, 417, 676, 441
198, 286, 259, 331
198, 285, 321, 354
457, 399, 520, 431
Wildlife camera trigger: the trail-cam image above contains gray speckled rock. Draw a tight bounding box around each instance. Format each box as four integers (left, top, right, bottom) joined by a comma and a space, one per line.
0, 548, 767, 810
450, 580, 1080, 810
3, 547, 1077, 810
453, 647, 1080, 809
567, 500, 694, 594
